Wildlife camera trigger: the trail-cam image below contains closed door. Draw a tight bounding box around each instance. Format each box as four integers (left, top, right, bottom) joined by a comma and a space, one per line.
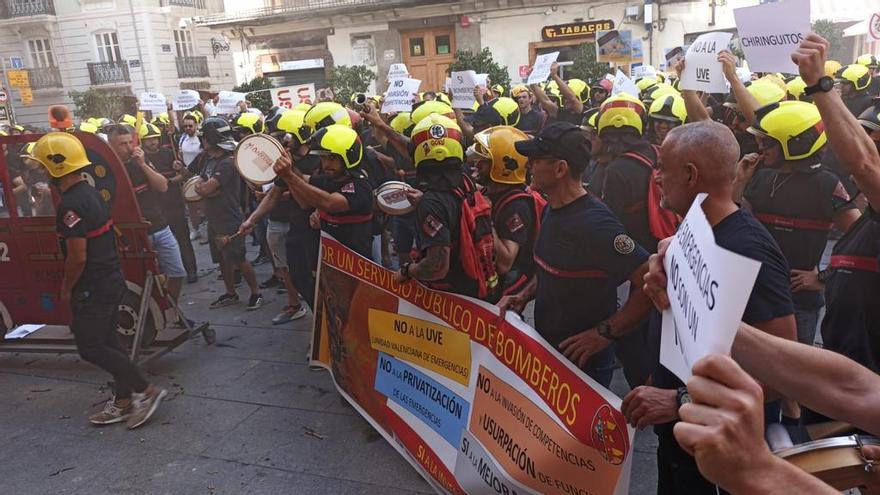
401, 27, 456, 92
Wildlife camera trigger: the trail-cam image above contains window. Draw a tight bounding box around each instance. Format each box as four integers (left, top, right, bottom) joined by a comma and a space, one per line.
28, 39, 55, 68
95, 32, 122, 64
435, 35, 450, 55
174, 29, 195, 58
408, 37, 424, 57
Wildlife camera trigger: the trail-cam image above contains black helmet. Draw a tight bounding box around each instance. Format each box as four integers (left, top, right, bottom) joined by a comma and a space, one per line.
265, 106, 286, 135
199, 116, 236, 151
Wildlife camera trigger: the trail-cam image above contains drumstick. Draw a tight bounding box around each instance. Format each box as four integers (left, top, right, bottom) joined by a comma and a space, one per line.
215, 231, 243, 247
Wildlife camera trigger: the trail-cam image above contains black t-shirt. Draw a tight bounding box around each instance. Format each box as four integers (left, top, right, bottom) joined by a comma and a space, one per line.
744, 166, 855, 308
584, 160, 609, 197
124, 159, 168, 234
515, 109, 544, 135
309, 174, 373, 258
601, 142, 659, 253
844, 92, 874, 117
554, 107, 583, 126
200, 153, 243, 233
533, 193, 649, 347
56, 181, 123, 292
415, 188, 478, 298
490, 188, 537, 285
822, 147, 861, 201
273, 154, 321, 228
146, 148, 185, 212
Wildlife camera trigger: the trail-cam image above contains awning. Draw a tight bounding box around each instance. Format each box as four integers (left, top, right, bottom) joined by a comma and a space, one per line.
810, 0, 876, 24
843, 19, 867, 38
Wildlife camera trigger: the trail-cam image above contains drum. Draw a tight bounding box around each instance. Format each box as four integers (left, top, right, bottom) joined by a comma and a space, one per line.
182, 176, 202, 203
375, 181, 415, 216
234, 133, 284, 186
775, 435, 879, 492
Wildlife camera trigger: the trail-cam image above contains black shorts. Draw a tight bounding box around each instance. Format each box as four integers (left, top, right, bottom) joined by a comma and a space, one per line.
208, 223, 246, 265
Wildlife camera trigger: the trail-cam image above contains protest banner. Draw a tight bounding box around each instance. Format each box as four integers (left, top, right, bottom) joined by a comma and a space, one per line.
611, 70, 640, 97
387, 63, 410, 82
631, 65, 656, 81
596, 30, 632, 64
311, 233, 634, 495
733, 0, 810, 74
138, 92, 167, 114
449, 70, 478, 109
215, 90, 246, 114
659, 194, 761, 381
172, 90, 200, 111
271, 83, 316, 109
679, 32, 733, 94
527, 51, 559, 85
381, 78, 421, 114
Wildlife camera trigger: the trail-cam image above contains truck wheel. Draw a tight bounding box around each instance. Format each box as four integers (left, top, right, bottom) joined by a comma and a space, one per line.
117, 291, 157, 348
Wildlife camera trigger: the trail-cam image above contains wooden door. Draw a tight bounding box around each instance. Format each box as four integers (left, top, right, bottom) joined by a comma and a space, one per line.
401, 26, 456, 92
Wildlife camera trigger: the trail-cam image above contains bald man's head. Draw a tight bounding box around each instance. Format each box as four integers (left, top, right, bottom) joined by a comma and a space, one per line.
657, 121, 741, 215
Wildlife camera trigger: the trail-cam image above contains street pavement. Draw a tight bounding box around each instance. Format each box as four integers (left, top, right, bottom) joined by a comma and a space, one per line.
0, 236, 657, 494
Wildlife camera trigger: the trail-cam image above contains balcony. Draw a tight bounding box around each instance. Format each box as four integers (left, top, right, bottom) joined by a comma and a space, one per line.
176, 56, 209, 79
88, 61, 130, 86
27, 66, 61, 89
0, 0, 55, 19
163, 0, 206, 7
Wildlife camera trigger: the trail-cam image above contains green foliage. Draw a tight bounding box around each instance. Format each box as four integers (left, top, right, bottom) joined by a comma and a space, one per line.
812, 19, 848, 63
567, 44, 611, 84
68, 88, 130, 120
327, 65, 376, 104
447, 47, 511, 90
233, 76, 274, 113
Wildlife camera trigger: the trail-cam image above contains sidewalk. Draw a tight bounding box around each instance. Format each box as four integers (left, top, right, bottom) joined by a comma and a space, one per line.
0, 236, 656, 494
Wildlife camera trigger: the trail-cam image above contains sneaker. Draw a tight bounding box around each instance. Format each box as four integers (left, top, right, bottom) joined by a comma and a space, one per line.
89, 397, 132, 425
246, 293, 264, 311
259, 275, 281, 289
209, 293, 239, 309
186, 273, 198, 284
272, 304, 307, 324
189, 229, 200, 241
252, 255, 271, 266
126, 387, 168, 430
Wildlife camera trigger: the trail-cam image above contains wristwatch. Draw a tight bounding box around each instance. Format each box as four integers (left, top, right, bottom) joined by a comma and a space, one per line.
676, 387, 692, 408
596, 320, 617, 340
804, 76, 835, 96
399, 262, 412, 281
817, 268, 831, 284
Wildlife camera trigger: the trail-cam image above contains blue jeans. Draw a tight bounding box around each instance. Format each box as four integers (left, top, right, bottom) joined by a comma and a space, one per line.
794, 306, 821, 345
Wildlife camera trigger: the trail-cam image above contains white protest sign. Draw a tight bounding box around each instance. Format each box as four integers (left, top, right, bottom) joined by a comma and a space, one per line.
387, 63, 409, 82
449, 70, 478, 109
172, 90, 200, 111
680, 32, 733, 94
660, 194, 762, 382
215, 90, 247, 114
631, 65, 656, 80
611, 69, 640, 97
270, 83, 316, 109
733, 0, 810, 74
381, 78, 421, 114
138, 92, 166, 114
475, 73, 489, 91
527, 51, 559, 85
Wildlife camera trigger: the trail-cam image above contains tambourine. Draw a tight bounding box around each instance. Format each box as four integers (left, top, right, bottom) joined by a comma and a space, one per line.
234, 133, 284, 186
775, 435, 879, 492
375, 181, 415, 215
182, 176, 202, 203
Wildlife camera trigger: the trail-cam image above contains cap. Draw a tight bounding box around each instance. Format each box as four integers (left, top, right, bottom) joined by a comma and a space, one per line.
514, 121, 591, 171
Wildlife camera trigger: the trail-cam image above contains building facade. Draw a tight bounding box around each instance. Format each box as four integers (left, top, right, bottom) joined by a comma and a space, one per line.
0, 0, 236, 126
201, 0, 873, 96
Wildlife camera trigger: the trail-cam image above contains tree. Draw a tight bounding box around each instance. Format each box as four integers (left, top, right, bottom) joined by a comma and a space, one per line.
812, 19, 848, 63
68, 88, 131, 120
327, 65, 376, 104
567, 43, 611, 84
447, 47, 511, 90
233, 76, 274, 113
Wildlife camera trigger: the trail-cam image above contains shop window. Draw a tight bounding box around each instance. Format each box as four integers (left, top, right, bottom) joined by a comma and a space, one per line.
409, 37, 424, 57
435, 35, 450, 55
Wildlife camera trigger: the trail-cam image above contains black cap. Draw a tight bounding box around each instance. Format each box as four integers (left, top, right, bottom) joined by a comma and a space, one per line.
514, 121, 591, 171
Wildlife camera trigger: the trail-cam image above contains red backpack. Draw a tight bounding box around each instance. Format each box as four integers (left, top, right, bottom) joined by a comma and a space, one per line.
493, 188, 547, 245
453, 178, 500, 301
621, 145, 679, 240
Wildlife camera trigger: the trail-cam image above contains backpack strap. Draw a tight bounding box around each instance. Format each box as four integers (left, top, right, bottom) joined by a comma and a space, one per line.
493, 190, 531, 218
621, 151, 654, 169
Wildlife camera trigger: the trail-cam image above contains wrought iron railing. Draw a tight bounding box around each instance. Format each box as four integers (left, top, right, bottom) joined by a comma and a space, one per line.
88, 61, 130, 86
176, 56, 210, 78
0, 0, 56, 18
27, 66, 61, 89
165, 0, 206, 8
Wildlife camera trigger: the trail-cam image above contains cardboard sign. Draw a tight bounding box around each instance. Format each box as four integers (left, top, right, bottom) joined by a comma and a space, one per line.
172, 90, 200, 111
733, 0, 810, 74
215, 90, 246, 114
527, 51, 559, 85
596, 30, 632, 64
19, 87, 32, 106
660, 194, 761, 381
680, 32, 733, 94
381, 77, 421, 114
138, 92, 167, 114
7, 70, 28, 89
449, 70, 478, 109
611, 69, 639, 97
387, 63, 409, 82
271, 83, 316, 109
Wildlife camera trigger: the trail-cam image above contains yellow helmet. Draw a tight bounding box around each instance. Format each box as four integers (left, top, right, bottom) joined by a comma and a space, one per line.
76, 121, 99, 134
635, 76, 659, 93
856, 54, 878, 69
119, 114, 137, 126
19, 142, 36, 158
566, 79, 590, 104
835, 64, 872, 91
748, 101, 827, 161
747, 81, 787, 107
184, 110, 203, 124
474, 97, 520, 127
581, 107, 600, 129
510, 85, 529, 98
491, 84, 506, 97
276, 110, 309, 144
472, 126, 529, 185
786, 76, 810, 102
304, 102, 351, 134
644, 83, 678, 105
139, 122, 162, 140
389, 112, 413, 136
410, 100, 455, 126
824, 60, 842, 77
309, 124, 363, 171
410, 114, 464, 168
597, 93, 646, 135
294, 102, 313, 112
649, 93, 687, 126
655, 72, 667, 83
151, 112, 170, 126
233, 112, 265, 135
32, 132, 92, 178
759, 74, 787, 93
434, 92, 452, 106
